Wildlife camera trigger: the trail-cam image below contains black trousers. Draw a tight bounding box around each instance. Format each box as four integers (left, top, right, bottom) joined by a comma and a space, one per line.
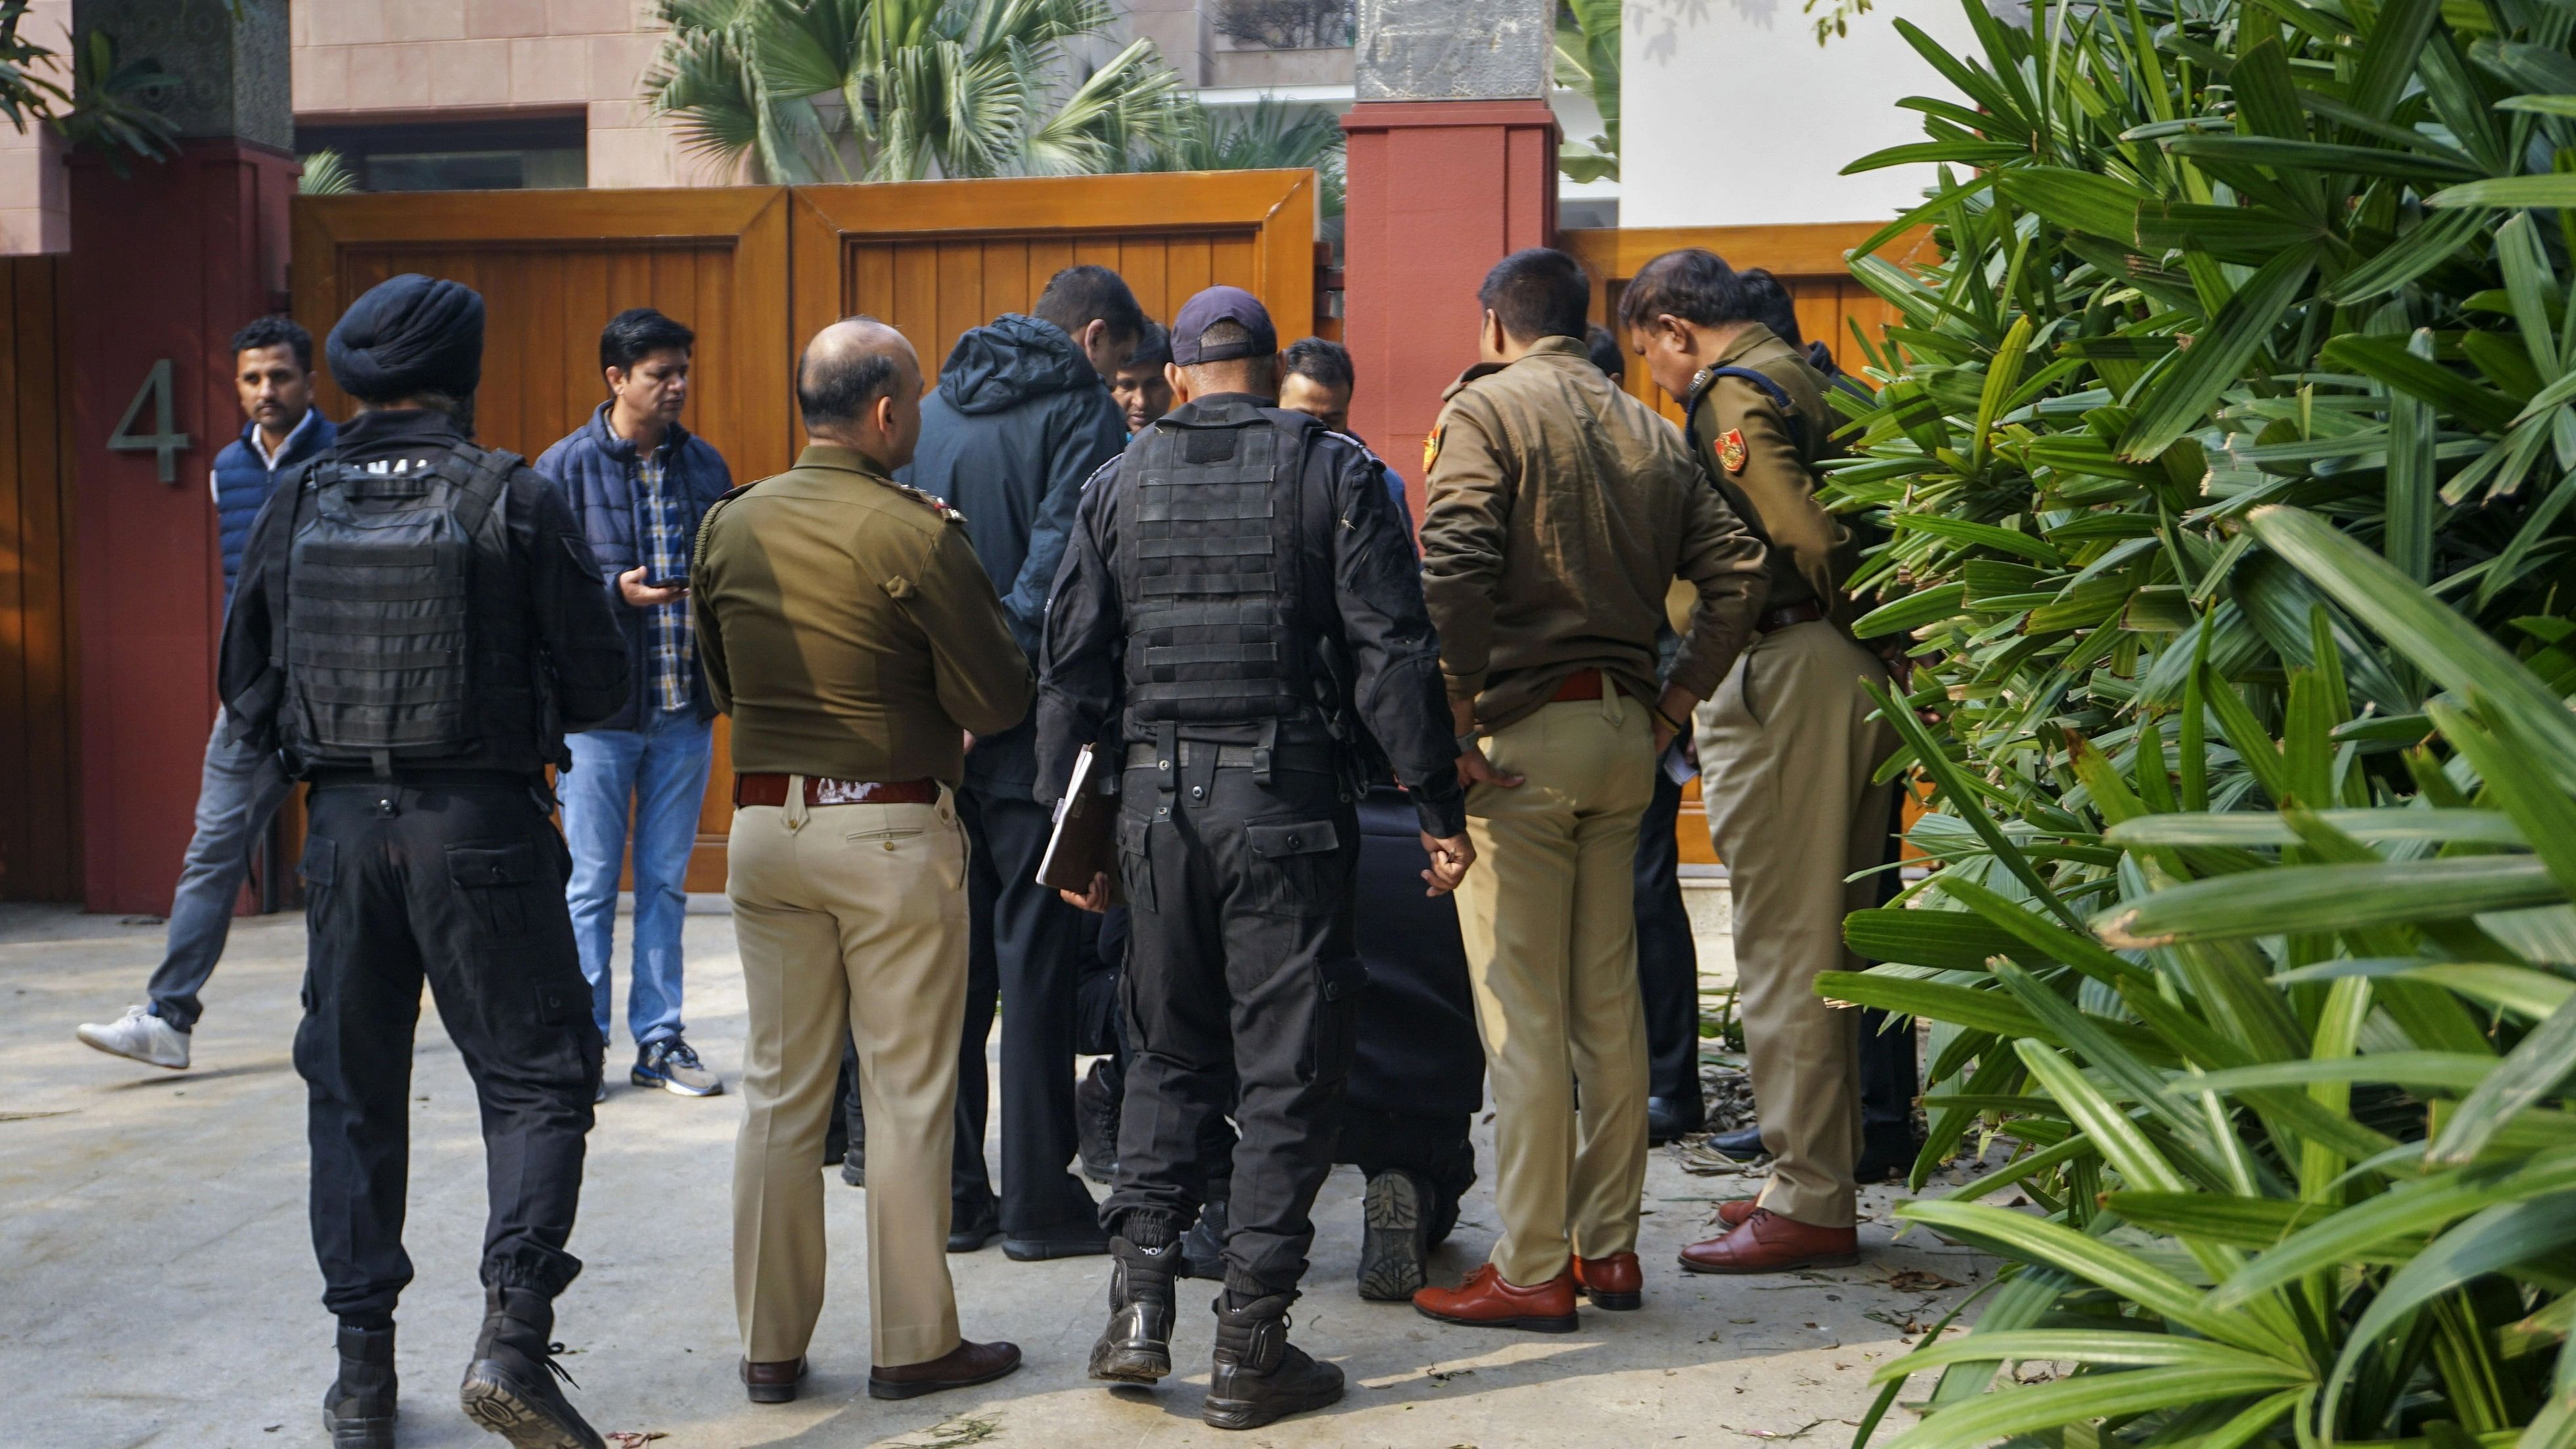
954, 785, 1097, 1233
1107, 752, 1359, 1299
296, 781, 602, 1322
1337, 1105, 1475, 1245
1634, 763, 1702, 1109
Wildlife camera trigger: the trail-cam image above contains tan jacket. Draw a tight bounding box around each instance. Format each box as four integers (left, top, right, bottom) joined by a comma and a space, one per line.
1686, 324, 1858, 617
691, 444, 1033, 784
1418, 336, 1770, 733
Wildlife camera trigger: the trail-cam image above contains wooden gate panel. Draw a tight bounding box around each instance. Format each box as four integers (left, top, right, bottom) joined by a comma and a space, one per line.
0, 254, 79, 902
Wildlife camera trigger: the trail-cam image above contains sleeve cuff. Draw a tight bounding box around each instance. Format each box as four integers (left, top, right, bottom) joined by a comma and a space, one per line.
1410, 776, 1467, 838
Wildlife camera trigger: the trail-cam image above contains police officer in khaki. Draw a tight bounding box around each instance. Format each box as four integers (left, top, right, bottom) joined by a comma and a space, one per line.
1623, 248, 1902, 1274
692, 317, 1032, 1406
1412, 248, 1768, 1330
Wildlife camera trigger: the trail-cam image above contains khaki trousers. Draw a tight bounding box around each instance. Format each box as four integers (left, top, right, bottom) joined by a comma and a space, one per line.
1453, 693, 1655, 1287
729, 783, 970, 1368
1697, 622, 1898, 1229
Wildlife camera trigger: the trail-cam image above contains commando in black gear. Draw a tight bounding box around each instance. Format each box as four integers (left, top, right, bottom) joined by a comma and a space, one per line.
221, 400, 628, 1449
1040, 393, 1463, 1425
324, 1323, 398, 1449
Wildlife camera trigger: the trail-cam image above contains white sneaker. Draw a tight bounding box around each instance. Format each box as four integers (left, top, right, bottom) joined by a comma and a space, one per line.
76, 1005, 191, 1070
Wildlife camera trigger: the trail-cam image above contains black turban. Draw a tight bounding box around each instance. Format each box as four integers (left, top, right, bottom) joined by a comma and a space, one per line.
327, 273, 485, 402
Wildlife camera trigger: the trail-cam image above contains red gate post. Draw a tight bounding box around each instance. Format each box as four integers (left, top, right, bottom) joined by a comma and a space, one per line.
68, 0, 296, 913
1339, 0, 1559, 522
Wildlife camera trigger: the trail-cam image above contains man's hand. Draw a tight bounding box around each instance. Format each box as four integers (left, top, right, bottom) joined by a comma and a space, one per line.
1419, 832, 1475, 896
618, 566, 686, 607
1059, 871, 1113, 913
1651, 685, 1701, 756
1456, 744, 1525, 789
963, 729, 978, 754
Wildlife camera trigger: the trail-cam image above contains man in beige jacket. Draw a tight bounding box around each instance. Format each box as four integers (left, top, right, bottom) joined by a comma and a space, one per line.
693, 317, 1032, 1405
1412, 248, 1768, 1331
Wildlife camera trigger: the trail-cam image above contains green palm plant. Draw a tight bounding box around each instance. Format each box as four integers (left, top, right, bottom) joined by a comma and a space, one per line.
296, 149, 359, 196
1809, 0, 2576, 1440
645, 0, 1191, 183
1138, 96, 1345, 212
1553, 0, 1617, 182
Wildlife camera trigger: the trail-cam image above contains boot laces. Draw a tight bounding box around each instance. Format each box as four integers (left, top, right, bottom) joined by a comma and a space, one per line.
541, 1343, 580, 1390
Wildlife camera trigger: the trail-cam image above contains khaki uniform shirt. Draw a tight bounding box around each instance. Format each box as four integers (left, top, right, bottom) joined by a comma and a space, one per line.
1418, 335, 1770, 733
691, 443, 1033, 784
1686, 324, 1858, 618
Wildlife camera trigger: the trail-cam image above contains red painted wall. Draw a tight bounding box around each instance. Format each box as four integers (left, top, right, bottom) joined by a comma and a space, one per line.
69, 140, 297, 915
1339, 99, 1560, 522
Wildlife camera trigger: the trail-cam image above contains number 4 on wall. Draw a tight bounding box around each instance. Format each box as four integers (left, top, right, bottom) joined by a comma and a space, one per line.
108, 358, 193, 483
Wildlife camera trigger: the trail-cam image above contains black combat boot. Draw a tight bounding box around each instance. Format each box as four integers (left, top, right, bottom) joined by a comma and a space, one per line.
1089, 1221, 1182, 1383
1203, 1291, 1344, 1431
1180, 1179, 1230, 1279
458, 1285, 607, 1449
323, 1322, 398, 1449
1075, 1059, 1121, 1184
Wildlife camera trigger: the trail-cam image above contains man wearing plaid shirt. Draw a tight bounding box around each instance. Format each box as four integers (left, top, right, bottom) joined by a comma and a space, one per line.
536, 308, 736, 1101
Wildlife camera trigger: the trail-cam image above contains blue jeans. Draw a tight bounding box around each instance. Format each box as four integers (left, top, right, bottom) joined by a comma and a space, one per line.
146, 710, 295, 1030
561, 707, 715, 1048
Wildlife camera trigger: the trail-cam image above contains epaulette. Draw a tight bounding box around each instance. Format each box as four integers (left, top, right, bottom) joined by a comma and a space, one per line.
1080, 455, 1122, 492
1322, 430, 1381, 469
887, 480, 969, 526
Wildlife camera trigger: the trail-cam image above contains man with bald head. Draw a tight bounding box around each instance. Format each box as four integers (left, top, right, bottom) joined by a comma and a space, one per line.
694, 317, 1033, 1406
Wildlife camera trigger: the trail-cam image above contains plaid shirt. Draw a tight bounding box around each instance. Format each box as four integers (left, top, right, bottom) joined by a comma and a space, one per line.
636, 451, 694, 712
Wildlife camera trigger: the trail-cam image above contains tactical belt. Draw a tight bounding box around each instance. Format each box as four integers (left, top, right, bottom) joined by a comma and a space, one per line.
732, 773, 938, 808
1758, 600, 1831, 633
1122, 740, 1339, 774
306, 768, 532, 791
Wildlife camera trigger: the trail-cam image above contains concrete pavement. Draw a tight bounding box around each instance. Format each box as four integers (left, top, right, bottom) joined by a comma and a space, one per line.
0, 900, 1987, 1448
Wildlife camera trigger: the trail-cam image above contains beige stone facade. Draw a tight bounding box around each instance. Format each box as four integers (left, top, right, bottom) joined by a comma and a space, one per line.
0, 1, 69, 255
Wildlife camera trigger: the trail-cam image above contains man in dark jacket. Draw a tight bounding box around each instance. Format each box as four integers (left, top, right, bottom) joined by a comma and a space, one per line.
534, 308, 735, 1103
76, 315, 336, 1070
898, 264, 1142, 1258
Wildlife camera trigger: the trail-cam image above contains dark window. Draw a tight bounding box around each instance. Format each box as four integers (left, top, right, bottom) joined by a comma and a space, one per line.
293, 113, 587, 193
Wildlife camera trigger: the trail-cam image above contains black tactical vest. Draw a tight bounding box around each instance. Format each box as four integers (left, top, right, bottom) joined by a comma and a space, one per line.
268, 441, 546, 777
1113, 401, 1333, 730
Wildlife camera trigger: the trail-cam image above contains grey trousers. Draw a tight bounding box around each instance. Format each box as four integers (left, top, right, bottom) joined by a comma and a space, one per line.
147, 710, 294, 1030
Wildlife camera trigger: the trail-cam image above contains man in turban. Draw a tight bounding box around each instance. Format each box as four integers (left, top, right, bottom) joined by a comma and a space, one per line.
219, 273, 631, 1449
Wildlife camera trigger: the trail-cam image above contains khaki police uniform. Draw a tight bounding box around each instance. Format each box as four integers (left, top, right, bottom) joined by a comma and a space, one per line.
1688, 324, 1901, 1231
1418, 336, 1768, 1287
691, 444, 1034, 1368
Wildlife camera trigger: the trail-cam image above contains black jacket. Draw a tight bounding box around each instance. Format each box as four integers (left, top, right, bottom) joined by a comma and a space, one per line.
220, 409, 631, 774
1036, 394, 1467, 839
900, 313, 1127, 800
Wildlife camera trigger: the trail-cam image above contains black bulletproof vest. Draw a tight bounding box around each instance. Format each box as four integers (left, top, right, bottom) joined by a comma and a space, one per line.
269, 441, 544, 777
1113, 401, 1331, 730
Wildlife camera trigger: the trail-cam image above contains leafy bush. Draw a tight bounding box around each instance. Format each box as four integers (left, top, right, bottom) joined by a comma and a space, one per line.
1822, 0, 2576, 1442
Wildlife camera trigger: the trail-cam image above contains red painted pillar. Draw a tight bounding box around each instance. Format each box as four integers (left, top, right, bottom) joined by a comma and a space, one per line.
68, 139, 298, 913
1339, 100, 1559, 518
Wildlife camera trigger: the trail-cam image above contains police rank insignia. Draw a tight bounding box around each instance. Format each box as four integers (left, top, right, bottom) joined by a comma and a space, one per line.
1422, 426, 1444, 473
1717, 428, 1749, 474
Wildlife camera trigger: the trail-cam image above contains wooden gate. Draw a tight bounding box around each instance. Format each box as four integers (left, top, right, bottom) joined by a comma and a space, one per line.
0, 255, 79, 902
290, 170, 1318, 890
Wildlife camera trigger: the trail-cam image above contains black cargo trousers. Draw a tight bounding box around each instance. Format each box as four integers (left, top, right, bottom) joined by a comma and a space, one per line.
1103, 740, 1362, 1300
296, 778, 604, 1322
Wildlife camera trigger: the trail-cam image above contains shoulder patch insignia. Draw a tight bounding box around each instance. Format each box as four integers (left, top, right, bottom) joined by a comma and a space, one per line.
1423, 426, 1444, 474
887, 480, 967, 526
1717, 428, 1749, 474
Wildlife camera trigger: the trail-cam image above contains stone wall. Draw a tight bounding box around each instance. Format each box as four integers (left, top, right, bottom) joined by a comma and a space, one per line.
0, 0, 70, 254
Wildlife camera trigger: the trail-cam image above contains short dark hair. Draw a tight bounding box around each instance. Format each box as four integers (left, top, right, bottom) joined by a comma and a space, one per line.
1737, 268, 1805, 349
1183, 320, 1277, 388
1034, 265, 1146, 350
600, 307, 695, 373
1282, 336, 1354, 392
1124, 319, 1172, 371
231, 315, 313, 373
1584, 325, 1624, 381
797, 316, 904, 430
1618, 248, 1766, 333
1477, 248, 1590, 344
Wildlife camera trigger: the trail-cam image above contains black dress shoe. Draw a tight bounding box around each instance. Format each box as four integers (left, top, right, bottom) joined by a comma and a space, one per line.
1708, 1125, 1765, 1161
1647, 1095, 1707, 1145
1003, 1218, 1111, 1260
948, 1196, 1001, 1253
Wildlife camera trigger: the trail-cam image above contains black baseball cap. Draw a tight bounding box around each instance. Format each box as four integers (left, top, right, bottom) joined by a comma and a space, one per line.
1170, 285, 1277, 365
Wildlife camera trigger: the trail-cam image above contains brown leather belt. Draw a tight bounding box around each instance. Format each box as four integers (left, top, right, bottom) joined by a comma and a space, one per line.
1550, 668, 1605, 703
732, 773, 938, 808
1759, 600, 1831, 633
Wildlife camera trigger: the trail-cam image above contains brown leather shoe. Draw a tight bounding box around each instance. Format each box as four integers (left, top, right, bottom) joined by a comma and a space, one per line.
741, 1355, 808, 1404
1413, 1262, 1580, 1333
1573, 1252, 1642, 1311
1678, 1208, 1860, 1274
867, 1338, 1023, 1401
1714, 1198, 1759, 1230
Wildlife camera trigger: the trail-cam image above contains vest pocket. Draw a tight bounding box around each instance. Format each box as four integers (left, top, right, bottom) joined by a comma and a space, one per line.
1243, 818, 1342, 917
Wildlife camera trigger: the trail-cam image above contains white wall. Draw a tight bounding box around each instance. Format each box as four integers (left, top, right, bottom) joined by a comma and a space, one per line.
1621, 0, 1975, 228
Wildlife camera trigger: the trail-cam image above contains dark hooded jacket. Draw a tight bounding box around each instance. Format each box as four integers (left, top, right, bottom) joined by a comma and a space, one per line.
899, 312, 1126, 800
